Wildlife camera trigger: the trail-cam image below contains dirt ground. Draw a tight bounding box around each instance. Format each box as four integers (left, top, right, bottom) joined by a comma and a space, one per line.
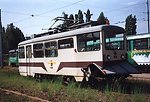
0, 89, 49, 102
0, 89, 30, 102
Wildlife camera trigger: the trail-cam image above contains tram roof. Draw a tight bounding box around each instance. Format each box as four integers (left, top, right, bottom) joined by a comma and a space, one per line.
9, 49, 18, 53
19, 25, 123, 46
126, 33, 150, 40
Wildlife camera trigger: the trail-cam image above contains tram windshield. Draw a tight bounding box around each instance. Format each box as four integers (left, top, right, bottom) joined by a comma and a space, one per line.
105, 33, 124, 50
9, 50, 18, 57
103, 26, 125, 50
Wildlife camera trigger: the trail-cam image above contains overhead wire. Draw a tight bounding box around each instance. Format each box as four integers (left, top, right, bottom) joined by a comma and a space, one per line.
2, 0, 147, 33
111, 1, 147, 24
2, 0, 85, 25
1, 10, 31, 16
35, 0, 85, 16
2, 0, 145, 24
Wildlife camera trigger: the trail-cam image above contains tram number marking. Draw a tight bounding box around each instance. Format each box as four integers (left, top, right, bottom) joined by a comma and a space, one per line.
48, 60, 56, 69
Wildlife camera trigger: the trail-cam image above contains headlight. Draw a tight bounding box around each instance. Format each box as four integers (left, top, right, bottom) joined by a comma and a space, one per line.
107, 55, 111, 60
121, 54, 125, 59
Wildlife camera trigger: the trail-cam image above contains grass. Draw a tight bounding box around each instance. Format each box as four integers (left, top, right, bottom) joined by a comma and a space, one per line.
0, 67, 150, 102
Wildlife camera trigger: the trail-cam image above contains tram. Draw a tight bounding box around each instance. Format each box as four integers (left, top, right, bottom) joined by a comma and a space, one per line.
127, 33, 150, 72
9, 49, 18, 66
18, 24, 138, 84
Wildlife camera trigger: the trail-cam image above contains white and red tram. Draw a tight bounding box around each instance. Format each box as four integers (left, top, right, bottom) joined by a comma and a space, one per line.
18, 25, 138, 83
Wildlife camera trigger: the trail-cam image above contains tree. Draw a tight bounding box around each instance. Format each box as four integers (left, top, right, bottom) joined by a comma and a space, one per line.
75, 14, 78, 24
78, 10, 84, 24
125, 14, 137, 35
97, 12, 106, 25
84, 9, 93, 22
62, 12, 69, 28
105, 17, 110, 25
68, 14, 74, 26
4, 23, 25, 51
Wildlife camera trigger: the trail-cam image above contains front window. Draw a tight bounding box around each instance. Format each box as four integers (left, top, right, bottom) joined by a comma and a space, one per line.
77, 32, 100, 52
9, 51, 17, 57
105, 33, 124, 50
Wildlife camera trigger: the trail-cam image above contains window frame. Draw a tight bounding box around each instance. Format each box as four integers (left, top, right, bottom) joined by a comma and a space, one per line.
18, 46, 25, 59
77, 32, 100, 52
133, 38, 148, 50
45, 41, 58, 57
26, 45, 32, 58
33, 43, 44, 58
58, 38, 74, 49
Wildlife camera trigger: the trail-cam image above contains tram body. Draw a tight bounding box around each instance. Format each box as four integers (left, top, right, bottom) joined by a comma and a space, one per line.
18, 25, 138, 82
127, 33, 150, 72
9, 49, 18, 66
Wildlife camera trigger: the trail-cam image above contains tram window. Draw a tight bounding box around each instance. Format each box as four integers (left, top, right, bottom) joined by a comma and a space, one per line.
33, 43, 44, 58
105, 33, 124, 50
45, 41, 58, 57
134, 38, 148, 50
9, 50, 18, 57
26, 45, 32, 58
19, 47, 25, 58
127, 41, 131, 51
58, 38, 74, 49
77, 32, 100, 52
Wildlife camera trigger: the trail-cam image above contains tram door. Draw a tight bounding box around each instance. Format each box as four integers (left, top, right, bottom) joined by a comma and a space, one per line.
26, 45, 32, 76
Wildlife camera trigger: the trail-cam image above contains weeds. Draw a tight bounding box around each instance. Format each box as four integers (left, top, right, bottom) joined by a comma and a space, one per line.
40, 80, 49, 92
132, 93, 145, 102
0, 68, 150, 102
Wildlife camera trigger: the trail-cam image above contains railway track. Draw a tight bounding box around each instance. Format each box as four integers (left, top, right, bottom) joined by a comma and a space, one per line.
0, 88, 50, 102
128, 74, 150, 82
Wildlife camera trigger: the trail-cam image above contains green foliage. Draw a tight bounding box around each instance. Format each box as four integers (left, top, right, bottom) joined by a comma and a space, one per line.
97, 12, 106, 25
68, 14, 74, 26
2, 23, 25, 53
125, 14, 137, 35
131, 93, 145, 102
78, 9, 84, 24
40, 80, 50, 92
75, 14, 78, 24
62, 12, 69, 28
84, 9, 93, 22
59, 9, 109, 27
0, 68, 149, 102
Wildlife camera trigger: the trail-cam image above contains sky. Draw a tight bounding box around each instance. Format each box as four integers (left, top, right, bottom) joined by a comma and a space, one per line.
0, 0, 149, 36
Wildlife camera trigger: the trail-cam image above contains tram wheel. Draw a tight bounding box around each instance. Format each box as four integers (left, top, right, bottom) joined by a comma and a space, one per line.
62, 76, 75, 86
34, 74, 42, 82
81, 66, 101, 88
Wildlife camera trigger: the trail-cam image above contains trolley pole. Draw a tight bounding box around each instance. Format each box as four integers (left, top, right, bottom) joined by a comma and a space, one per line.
147, 0, 150, 33
0, 9, 3, 68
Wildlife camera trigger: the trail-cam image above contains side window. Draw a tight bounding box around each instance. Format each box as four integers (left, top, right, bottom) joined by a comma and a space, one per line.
134, 38, 148, 50
77, 32, 100, 52
19, 47, 25, 58
58, 38, 74, 49
26, 45, 32, 58
33, 43, 44, 58
45, 41, 58, 57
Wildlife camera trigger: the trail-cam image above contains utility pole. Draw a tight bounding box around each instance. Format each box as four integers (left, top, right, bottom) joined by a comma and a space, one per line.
147, 0, 150, 33
0, 9, 3, 68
